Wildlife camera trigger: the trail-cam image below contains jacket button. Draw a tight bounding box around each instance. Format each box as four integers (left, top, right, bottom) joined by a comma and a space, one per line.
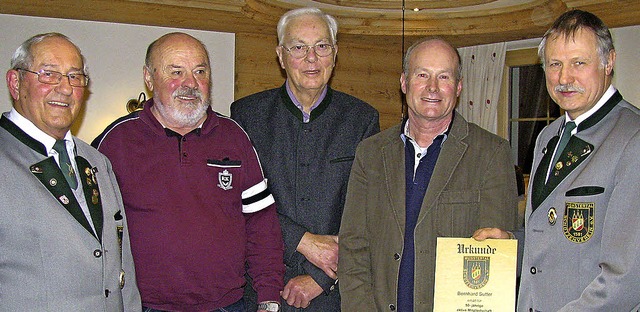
393, 253, 401, 260
93, 249, 102, 258
530, 267, 537, 274
389, 304, 396, 311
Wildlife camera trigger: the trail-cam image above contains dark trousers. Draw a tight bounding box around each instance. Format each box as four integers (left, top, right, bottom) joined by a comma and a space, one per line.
143, 298, 246, 312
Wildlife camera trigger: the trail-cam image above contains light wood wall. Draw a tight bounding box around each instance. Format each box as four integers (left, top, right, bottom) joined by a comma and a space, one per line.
235, 33, 405, 130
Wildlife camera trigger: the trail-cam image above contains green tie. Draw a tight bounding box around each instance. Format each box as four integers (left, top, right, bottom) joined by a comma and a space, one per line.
53, 139, 78, 189
550, 121, 576, 171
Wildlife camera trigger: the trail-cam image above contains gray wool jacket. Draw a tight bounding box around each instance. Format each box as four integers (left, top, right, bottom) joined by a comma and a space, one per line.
0, 115, 141, 311
519, 90, 640, 312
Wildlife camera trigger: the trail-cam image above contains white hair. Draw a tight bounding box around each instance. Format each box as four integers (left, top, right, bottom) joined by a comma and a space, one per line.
276, 7, 338, 45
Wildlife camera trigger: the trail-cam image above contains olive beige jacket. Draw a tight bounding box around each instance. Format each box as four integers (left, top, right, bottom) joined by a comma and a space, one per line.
339, 112, 518, 311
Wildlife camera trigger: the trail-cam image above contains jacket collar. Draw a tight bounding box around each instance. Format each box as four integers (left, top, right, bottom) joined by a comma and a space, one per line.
279, 84, 333, 122
1, 114, 48, 156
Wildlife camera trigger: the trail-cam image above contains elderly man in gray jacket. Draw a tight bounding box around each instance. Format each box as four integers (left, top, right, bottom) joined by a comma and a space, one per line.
0, 32, 141, 311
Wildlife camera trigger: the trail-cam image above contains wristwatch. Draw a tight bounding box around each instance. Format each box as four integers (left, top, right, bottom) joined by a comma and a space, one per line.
257, 301, 281, 312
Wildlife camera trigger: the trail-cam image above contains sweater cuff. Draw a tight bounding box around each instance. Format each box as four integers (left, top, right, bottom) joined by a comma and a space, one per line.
256, 286, 282, 304
302, 260, 337, 294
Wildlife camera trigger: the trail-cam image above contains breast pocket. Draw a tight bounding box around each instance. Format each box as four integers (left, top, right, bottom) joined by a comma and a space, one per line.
435, 190, 480, 237
562, 186, 605, 244
206, 159, 243, 219
565, 186, 605, 197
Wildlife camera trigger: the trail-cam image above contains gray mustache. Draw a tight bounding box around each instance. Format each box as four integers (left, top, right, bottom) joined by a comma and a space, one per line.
173, 88, 202, 99
554, 84, 585, 93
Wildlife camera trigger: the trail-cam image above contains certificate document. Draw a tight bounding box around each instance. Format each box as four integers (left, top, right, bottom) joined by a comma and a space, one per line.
433, 237, 517, 312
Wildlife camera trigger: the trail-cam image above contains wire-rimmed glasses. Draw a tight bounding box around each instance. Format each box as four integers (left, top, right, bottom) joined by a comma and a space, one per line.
281, 43, 334, 59
17, 68, 89, 87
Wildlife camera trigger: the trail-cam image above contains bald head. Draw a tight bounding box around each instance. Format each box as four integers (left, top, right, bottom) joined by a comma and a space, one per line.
145, 32, 210, 71
403, 37, 462, 81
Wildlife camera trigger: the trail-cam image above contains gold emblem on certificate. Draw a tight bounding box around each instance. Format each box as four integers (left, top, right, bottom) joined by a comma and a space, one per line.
434, 237, 517, 312
463, 256, 490, 289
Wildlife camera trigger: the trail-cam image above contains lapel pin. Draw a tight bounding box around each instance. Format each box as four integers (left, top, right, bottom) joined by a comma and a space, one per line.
548, 207, 557, 225
91, 189, 100, 205
59, 195, 70, 205
555, 162, 563, 170
30, 165, 43, 174
119, 270, 126, 289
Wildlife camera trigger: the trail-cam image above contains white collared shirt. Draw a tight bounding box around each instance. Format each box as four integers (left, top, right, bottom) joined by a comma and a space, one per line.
402, 119, 449, 174
568, 85, 617, 131
545, 85, 617, 182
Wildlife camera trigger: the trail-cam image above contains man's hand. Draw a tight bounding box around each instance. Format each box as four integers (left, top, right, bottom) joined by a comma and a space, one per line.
281, 275, 324, 308
472, 227, 513, 240
296, 232, 339, 279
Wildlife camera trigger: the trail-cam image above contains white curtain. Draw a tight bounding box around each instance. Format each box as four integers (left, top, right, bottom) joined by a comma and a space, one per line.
457, 42, 507, 134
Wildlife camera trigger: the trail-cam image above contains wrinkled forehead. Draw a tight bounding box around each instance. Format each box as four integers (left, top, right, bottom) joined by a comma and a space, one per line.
31, 37, 83, 69
547, 27, 597, 48
283, 15, 331, 42
410, 40, 458, 70
152, 36, 210, 69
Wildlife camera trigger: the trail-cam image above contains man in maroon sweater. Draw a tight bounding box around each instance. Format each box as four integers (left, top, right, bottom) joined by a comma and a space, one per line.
93, 32, 284, 312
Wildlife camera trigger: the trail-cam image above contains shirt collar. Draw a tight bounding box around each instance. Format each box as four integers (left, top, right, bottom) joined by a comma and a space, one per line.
566, 85, 617, 127
400, 116, 452, 148
6, 108, 74, 154
285, 79, 328, 122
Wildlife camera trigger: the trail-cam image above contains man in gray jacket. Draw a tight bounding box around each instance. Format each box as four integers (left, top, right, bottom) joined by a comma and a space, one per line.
474, 10, 640, 311
231, 7, 379, 311
0, 33, 141, 311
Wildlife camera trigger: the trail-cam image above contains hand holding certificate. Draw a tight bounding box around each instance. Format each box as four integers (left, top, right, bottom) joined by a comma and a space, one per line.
433, 237, 517, 312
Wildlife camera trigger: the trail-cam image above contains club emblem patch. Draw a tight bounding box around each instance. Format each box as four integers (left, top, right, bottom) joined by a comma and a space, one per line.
463, 256, 490, 289
217, 169, 233, 190
563, 202, 594, 243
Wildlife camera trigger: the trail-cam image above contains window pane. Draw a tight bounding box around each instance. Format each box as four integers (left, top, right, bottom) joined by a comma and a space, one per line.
509, 64, 562, 176
511, 120, 550, 174
517, 65, 558, 119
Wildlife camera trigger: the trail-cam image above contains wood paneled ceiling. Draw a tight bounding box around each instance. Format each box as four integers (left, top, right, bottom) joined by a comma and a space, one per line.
1, 0, 639, 47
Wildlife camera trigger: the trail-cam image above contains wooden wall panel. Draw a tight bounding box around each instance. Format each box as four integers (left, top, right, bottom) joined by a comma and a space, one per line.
234, 33, 284, 98
235, 32, 404, 130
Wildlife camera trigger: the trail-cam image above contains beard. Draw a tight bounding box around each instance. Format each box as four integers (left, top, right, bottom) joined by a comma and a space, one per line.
155, 87, 210, 128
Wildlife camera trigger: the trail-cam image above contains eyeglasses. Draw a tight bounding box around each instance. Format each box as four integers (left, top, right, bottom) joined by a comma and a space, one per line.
17, 68, 89, 87
281, 43, 334, 59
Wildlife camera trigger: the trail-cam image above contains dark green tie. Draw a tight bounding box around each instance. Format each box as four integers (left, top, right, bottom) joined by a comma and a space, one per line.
550, 121, 576, 171
53, 139, 78, 189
